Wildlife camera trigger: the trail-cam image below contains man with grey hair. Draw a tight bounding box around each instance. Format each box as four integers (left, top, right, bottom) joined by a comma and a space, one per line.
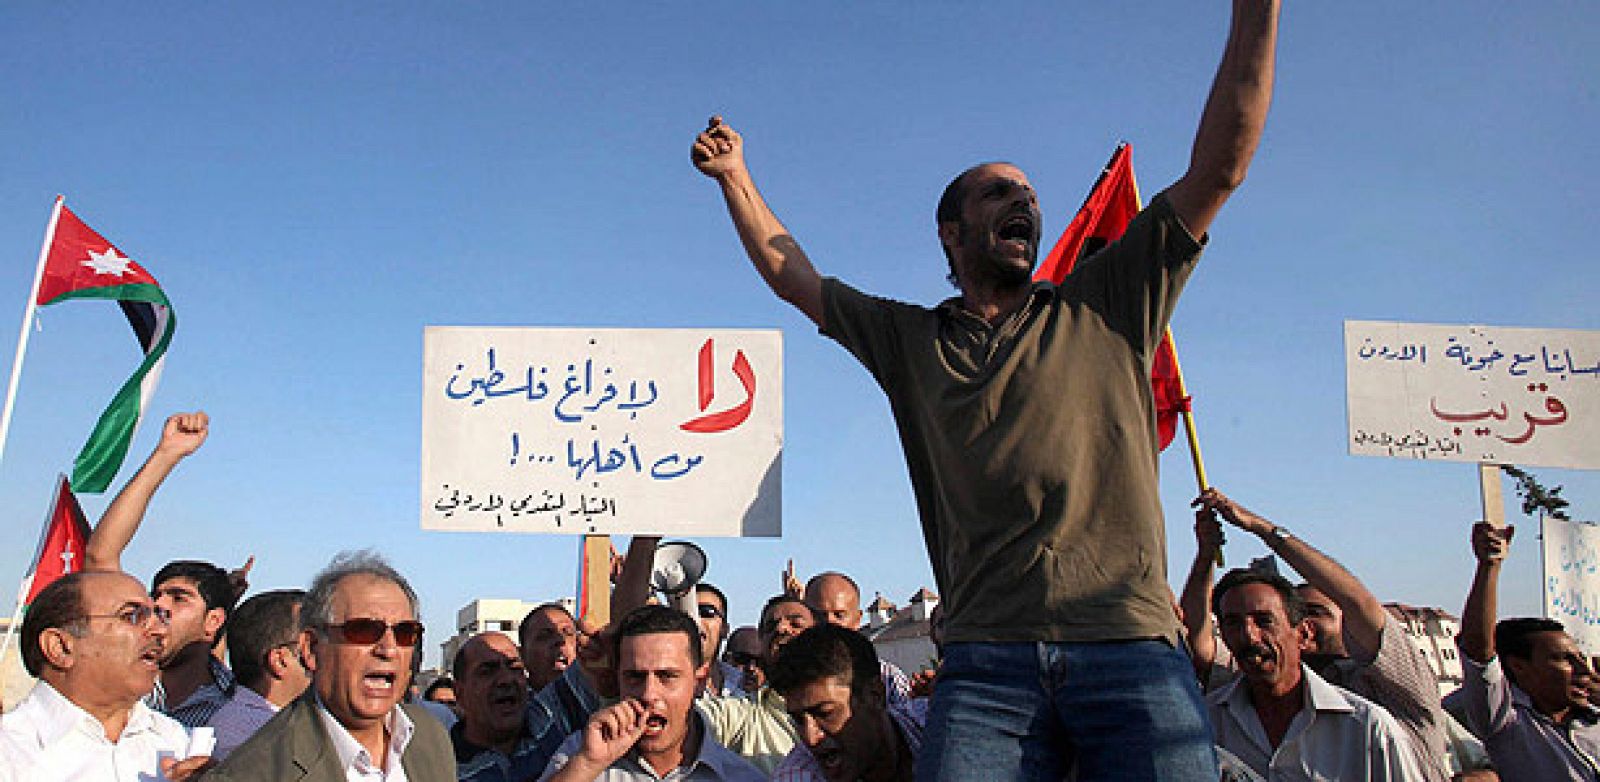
208, 550, 454, 781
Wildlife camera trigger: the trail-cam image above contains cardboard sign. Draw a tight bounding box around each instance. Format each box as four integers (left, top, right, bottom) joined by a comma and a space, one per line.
1345, 321, 1600, 469
1543, 515, 1600, 654
421, 327, 782, 537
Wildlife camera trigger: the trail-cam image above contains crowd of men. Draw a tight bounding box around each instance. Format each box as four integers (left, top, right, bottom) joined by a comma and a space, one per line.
2, 413, 1594, 781
2, 1, 1596, 779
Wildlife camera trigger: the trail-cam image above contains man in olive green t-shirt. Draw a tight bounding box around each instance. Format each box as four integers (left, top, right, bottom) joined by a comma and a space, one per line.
691, 4, 1281, 777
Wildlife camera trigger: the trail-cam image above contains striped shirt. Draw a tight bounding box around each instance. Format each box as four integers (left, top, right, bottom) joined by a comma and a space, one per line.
145, 657, 236, 729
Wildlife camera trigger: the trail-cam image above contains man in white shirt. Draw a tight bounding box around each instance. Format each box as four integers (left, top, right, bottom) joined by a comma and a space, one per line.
1206, 568, 1422, 780
206, 588, 310, 759
541, 605, 764, 782
0, 570, 209, 781
206, 550, 454, 781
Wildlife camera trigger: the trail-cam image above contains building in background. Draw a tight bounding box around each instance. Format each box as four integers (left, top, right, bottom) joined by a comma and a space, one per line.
864, 588, 939, 676
1386, 602, 1465, 697
438, 597, 576, 674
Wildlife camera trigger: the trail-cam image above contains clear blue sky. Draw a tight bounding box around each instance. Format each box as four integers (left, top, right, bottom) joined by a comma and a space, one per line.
2, 3, 1596, 666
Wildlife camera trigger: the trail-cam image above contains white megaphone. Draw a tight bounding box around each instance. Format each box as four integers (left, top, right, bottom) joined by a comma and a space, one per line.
650, 540, 709, 619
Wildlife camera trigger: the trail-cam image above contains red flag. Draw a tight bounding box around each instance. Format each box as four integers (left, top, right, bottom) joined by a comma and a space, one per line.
23, 475, 93, 607
37, 205, 162, 306
1034, 144, 1190, 449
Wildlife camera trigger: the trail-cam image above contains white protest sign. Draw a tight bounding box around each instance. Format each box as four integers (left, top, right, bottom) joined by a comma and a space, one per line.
1542, 515, 1600, 655
1345, 321, 1600, 469
421, 327, 782, 537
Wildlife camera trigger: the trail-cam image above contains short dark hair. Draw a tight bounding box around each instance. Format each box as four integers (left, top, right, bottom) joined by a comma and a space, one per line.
1497, 617, 1567, 661
1212, 568, 1305, 625
935, 161, 1013, 288
225, 589, 305, 690
759, 594, 816, 636
518, 602, 574, 646
20, 572, 89, 677
614, 604, 702, 668
769, 624, 884, 706
695, 582, 728, 615
153, 560, 237, 618
423, 676, 456, 700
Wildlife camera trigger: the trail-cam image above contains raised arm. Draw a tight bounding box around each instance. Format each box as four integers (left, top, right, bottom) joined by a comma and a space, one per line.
692, 116, 824, 327
1163, 0, 1280, 239
1194, 488, 1388, 659
84, 411, 209, 572
1460, 522, 1513, 664
1178, 506, 1224, 678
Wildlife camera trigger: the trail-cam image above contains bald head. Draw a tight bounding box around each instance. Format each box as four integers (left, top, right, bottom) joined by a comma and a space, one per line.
804, 572, 863, 630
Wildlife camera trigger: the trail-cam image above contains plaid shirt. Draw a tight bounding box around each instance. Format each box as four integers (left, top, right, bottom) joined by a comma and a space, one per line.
771, 698, 926, 782
144, 656, 236, 728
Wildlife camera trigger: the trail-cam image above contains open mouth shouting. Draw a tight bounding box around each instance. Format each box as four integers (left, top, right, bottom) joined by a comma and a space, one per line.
489, 684, 526, 718
997, 211, 1037, 255
361, 669, 400, 699
138, 642, 163, 672
642, 710, 670, 738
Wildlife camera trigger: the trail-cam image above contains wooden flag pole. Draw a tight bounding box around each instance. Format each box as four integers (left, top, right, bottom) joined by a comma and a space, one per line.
1478, 463, 1505, 529
578, 535, 612, 627
1165, 335, 1220, 566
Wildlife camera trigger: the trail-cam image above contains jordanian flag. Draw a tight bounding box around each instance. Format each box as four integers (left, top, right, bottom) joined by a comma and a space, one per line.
36, 203, 174, 493
22, 475, 92, 607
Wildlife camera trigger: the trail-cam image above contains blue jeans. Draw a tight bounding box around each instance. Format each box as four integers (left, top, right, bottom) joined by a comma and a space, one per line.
915, 640, 1217, 781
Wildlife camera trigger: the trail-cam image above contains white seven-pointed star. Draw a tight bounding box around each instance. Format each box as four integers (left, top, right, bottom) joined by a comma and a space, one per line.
81, 247, 134, 276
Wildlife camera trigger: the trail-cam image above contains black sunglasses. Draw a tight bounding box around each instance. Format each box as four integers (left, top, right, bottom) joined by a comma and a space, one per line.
322, 618, 424, 646
697, 604, 724, 620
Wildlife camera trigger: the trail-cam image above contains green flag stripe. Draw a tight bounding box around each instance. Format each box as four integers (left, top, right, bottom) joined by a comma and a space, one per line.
68, 305, 175, 493
40, 283, 169, 308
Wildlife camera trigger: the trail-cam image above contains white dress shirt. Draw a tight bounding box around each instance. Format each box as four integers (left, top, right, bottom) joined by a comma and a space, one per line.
316, 697, 416, 782
0, 680, 190, 781
1208, 664, 1424, 781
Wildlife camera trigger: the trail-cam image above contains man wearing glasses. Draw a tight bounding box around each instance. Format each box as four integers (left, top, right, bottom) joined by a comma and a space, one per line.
208, 550, 454, 781
722, 628, 766, 696
0, 570, 208, 780
694, 584, 742, 698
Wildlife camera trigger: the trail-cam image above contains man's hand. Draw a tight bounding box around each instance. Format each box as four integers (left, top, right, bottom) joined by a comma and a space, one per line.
160, 755, 213, 781
782, 559, 803, 599
576, 616, 618, 699
156, 411, 209, 460
1472, 522, 1515, 565
691, 116, 746, 180
229, 555, 255, 601
1192, 488, 1274, 537
577, 699, 649, 768
1194, 506, 1226, 552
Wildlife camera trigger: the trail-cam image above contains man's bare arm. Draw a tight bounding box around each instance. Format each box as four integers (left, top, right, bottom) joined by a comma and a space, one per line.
1194, 488, 1389, 658
1164, 0, 1280, 239
84, 411, 209, 572
1178, 507, 1223, 678
1460, 522, 1513, 664
692, 116, 824, 327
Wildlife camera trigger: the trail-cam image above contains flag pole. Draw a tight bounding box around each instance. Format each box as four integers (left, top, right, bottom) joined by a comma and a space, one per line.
0, 196, 66, 468
0, 575, 33, 683
1164, 335, 1220, 565
0, 474, 66, 683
